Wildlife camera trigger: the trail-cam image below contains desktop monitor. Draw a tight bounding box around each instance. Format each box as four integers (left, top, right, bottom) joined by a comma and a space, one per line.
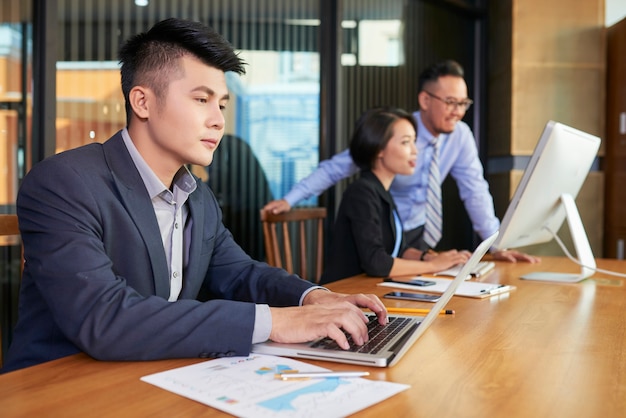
492, 121, 601, 282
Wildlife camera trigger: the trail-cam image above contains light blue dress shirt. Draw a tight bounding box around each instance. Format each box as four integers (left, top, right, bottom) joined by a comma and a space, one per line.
283, 111, 500, 241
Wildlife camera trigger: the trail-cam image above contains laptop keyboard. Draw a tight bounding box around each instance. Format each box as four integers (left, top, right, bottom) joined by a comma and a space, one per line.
310, 315, 412, 354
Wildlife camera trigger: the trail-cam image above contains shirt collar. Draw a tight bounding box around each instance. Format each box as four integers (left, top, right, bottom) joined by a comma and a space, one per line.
415, 111, 442, 145
121, 128, 196, 199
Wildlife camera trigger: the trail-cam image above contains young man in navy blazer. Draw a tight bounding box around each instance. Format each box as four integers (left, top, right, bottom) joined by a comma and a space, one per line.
2, 18, 387, 373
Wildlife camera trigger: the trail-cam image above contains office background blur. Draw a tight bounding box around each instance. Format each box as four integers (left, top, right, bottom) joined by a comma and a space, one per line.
1, 0, 626, 361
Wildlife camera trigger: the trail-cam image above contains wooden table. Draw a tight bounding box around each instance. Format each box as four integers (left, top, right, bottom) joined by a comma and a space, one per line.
2, 257, 625, 417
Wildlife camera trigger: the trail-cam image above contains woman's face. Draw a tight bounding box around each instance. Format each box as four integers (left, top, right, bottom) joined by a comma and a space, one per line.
376, 118, 418, 177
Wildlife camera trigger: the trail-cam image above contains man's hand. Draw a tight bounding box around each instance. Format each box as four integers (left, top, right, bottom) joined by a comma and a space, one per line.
268, 290, 387, 350
492, 249, 541, 263
263, 199, 291, 214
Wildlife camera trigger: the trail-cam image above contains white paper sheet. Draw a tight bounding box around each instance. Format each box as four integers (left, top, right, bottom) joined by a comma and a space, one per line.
141, 354, 409, 417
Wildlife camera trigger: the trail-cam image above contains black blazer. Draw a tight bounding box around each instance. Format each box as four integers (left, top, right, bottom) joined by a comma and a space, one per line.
321, 171, 406, 284
3, 131, 314, 373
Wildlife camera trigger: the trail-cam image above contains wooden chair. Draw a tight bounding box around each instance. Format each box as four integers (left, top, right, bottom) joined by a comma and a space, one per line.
0, 214, 22, 368
260, 207, 326, 283
0, 214, 22, 273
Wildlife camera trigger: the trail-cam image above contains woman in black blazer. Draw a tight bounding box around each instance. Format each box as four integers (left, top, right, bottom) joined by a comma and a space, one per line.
321, 107, 470, 284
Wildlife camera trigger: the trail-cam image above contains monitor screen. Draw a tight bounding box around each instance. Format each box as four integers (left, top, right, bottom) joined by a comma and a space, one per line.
493, 120, 601, 282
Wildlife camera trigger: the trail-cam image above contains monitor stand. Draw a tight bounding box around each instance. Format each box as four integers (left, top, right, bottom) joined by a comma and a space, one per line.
521, 193, 596, 283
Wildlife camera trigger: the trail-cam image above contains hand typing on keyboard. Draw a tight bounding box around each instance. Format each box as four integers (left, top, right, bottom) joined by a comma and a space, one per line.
312, 315, 410, 354
269, 289, 388, 350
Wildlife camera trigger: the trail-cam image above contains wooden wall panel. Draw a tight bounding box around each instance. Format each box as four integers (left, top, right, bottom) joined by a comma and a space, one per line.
511, 0, 605, 155
512, 67, 605, 154
605, 17, 626, 258
488, 0, 606, 256
513, 2, 605, 63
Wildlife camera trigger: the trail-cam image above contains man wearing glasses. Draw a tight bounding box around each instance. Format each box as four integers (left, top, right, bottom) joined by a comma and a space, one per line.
264, 60, 538, 263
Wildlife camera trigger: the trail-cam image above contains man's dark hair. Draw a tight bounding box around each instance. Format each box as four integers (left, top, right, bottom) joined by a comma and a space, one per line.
118, 18, 246, 125
417, 59, 464, 93
349, 107, 417, 171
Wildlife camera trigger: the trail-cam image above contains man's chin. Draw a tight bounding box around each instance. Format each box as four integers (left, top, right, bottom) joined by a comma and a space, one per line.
192, 155, 215, 167
438, 119, 459, 135
439, 123, 457, 134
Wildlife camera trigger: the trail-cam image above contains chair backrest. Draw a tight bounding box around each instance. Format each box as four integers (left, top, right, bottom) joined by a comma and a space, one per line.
0, 214, 20, 237
0, 214, 21, 368
0, 214, 22, 270
260, 207, 326, 283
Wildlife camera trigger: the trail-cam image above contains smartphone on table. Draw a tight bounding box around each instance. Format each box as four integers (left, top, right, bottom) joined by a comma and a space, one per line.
383, 291, 441, 302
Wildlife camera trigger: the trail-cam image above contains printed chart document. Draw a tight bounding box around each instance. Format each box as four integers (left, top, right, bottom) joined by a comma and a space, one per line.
141, 353, 409, 417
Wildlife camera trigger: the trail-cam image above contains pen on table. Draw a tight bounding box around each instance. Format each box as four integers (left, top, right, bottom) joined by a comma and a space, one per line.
277, 371, 370, 380
480, 284, 507, 294
383, 278, 436, 287
386, 307, 455, 315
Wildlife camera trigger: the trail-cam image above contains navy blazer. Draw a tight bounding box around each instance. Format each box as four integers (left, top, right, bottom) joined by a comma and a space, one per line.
3, 132, 314, 372
320, 171, 406, 284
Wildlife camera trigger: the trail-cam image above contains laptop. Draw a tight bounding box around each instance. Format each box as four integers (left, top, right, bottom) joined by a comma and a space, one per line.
252, 231, 499, 367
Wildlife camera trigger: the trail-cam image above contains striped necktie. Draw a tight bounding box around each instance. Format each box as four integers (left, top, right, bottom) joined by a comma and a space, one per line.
423, 137, 442, 248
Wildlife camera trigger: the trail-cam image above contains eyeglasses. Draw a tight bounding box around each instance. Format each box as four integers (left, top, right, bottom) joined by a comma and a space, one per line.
424, 91, 473, 112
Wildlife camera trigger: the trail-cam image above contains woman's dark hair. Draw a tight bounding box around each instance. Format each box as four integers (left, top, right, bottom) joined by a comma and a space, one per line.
118, 18, 246, 125
349, 107, 416, 171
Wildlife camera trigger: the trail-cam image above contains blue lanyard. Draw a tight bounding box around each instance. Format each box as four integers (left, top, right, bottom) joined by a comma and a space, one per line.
391, 209, 402, 257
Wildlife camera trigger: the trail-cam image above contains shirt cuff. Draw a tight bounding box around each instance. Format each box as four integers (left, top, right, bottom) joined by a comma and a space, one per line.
252, 287, 329, 344
299, 286, 328, 306
283, 189, 305, 207
252, 304, 272, 344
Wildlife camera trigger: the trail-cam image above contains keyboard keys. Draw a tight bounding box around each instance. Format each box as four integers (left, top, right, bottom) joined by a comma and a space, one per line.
311, 316, 411, 354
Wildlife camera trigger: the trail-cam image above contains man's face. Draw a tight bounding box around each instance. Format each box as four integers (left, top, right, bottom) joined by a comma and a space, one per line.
136, 54, 229, 179
418, 75, 469, 136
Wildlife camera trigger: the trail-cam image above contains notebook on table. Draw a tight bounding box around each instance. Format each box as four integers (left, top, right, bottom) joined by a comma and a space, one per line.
251, 231, 499, 367
431, 260, 495, 279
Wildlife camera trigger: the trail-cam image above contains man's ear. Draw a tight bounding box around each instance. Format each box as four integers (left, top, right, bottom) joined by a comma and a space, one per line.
417, 91, 429, 111
128, 86, 150, 119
